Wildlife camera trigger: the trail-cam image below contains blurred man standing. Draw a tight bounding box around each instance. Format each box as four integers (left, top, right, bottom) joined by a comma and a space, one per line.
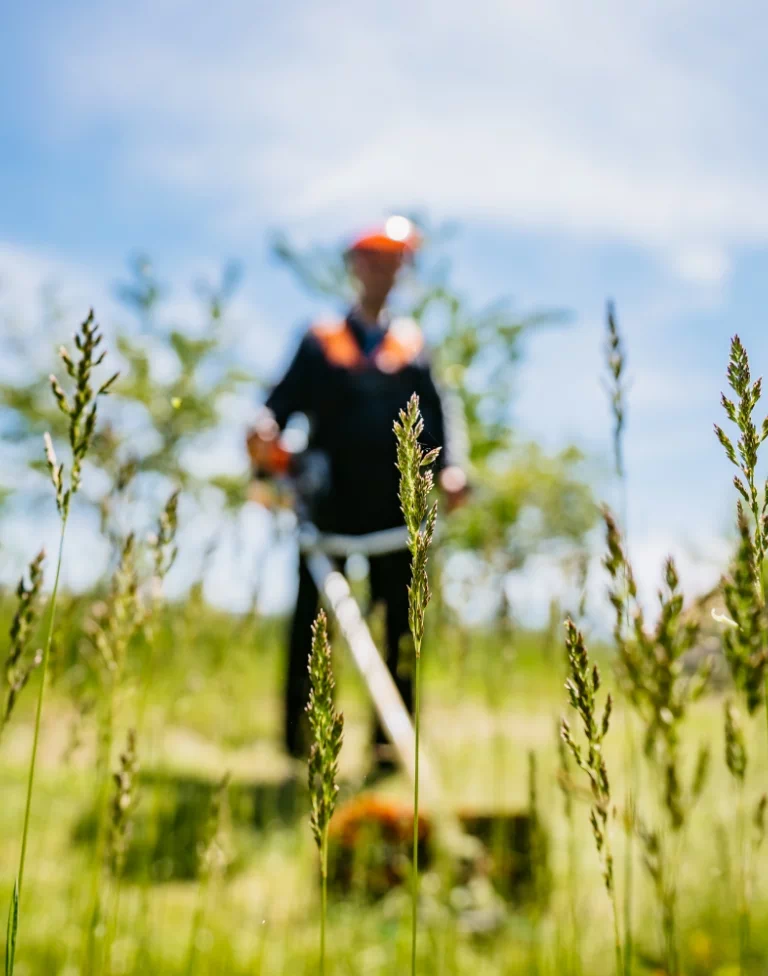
248, 217, 468, 768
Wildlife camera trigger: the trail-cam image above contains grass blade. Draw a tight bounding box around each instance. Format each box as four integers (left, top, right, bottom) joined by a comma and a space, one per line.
5, 880, 18, 976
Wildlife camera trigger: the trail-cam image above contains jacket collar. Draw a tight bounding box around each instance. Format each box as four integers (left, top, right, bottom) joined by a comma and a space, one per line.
347, 306, 389, 354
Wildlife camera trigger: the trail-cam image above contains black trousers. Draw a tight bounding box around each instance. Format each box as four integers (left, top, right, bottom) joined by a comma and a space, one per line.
284, 549, 413, 758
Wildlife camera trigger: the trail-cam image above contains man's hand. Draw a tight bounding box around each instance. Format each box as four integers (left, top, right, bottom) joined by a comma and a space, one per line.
246, 409, 281, 469
438, 465, 470, 513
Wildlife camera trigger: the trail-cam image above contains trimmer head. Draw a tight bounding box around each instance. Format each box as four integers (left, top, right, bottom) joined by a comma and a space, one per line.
327, 792, 548, 908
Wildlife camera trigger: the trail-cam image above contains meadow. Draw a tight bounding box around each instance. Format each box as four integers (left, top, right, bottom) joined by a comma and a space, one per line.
3, 299, 768, 976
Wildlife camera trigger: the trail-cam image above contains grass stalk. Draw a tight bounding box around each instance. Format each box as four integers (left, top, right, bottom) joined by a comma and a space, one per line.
564, 787, 581, 975
738, 779, 748, 976
185, 773, 230, 976
605, 301, 635, 976
320, 831, 328, 976
394, 393, 440, 976
411, 650, 422, 975
83, 534, 141, 975
622, 721, 636, 976
724, 699, 749, 974
15, 523, 66, 900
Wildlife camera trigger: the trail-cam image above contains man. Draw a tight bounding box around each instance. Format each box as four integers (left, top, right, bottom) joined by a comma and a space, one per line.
248, 216, 468, 766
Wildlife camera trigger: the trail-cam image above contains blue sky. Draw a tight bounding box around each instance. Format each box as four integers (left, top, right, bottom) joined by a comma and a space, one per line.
3, 0, 768, 625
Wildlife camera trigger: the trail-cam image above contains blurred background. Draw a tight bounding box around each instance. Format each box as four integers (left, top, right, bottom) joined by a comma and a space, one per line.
3, 0, 765, 629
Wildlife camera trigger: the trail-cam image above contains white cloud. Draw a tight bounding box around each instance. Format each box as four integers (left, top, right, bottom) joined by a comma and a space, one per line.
672, 246, 732, 286
0, 243, 106, 329
505, 529, 731, 636
40, 0, 768, 283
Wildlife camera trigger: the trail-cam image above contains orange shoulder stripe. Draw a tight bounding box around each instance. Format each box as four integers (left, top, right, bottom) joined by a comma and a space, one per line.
310, 320, 363, 368
375, 318, 425, 373
310, 317, 425, 372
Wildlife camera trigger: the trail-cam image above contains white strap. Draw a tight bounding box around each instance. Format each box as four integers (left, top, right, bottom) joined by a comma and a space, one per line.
298, 524, 411, 558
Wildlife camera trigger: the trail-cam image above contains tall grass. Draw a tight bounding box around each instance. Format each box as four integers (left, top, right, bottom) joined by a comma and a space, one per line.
714, 335, 768, 971
185, 773, 231, 976
2, 551, 45, 741
103, 726, 139, 973
556, 721, 581, 976
394, 394, 440, 976
561, 618, 622, 976
603, 510, 711, 973
603, 301, 635, 976
5, 311, 117, 976
83, 532, 142, 975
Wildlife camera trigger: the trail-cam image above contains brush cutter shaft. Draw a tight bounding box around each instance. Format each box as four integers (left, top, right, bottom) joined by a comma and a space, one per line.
305, 548, 439, 804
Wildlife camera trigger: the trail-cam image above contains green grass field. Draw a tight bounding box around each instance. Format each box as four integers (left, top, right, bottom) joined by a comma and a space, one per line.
2, 595, 766, 976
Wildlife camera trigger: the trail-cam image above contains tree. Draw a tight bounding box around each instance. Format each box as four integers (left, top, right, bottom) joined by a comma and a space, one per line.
0, 255, 255, 557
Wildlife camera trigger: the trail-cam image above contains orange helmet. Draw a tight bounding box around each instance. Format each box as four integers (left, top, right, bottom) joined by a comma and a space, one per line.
346, 215, 422, 256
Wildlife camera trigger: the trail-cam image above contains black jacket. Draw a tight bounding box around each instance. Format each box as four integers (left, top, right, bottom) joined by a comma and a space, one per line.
265, 310, 452, 534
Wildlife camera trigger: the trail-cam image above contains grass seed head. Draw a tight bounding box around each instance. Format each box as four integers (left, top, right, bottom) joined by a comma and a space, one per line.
88, 534, 142, 679
109, 727, 139, 875
2, 551, 46, 733
556, 718, 574, 820
604, 300, 627, 479
602, 506, 708, 829
144, 490, 181, 637
724, 699, 747, 782
306, 610, 344, 850
46, 310, 119, 519
151, 489, 180, 585
715, 334, 768, 592
720, 504, 768, 713
394, 393, 440, 655
691, 744, 711, 803
562, 618, 614, 895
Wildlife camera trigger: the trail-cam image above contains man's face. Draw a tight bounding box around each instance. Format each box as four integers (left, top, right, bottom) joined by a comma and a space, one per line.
349, 249, 404, 305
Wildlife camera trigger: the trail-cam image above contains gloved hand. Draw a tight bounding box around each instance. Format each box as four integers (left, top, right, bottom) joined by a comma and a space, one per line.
245, 409, 294, 509
246, 409, 291, 477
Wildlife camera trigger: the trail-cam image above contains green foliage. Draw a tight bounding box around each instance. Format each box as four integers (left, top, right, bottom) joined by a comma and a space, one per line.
0, 256, 254, 526
451, 443, 594, 565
